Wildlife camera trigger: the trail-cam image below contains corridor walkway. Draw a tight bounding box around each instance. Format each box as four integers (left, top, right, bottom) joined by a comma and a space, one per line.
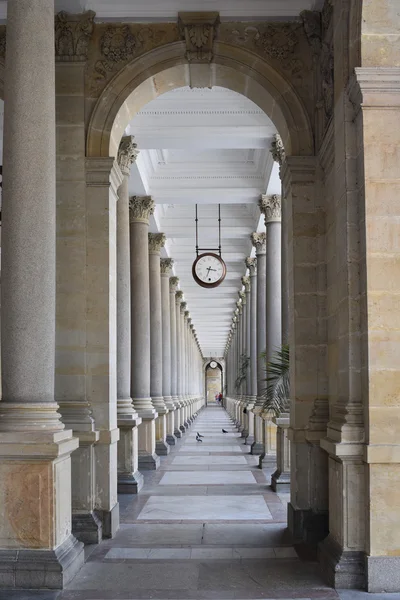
5, 407, 363, 600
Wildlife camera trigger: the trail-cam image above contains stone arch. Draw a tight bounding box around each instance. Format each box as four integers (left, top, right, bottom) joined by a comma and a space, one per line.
86, 41, 314, 159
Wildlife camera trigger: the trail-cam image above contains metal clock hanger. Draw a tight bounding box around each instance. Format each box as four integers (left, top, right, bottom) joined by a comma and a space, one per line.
192, 204, 227, 289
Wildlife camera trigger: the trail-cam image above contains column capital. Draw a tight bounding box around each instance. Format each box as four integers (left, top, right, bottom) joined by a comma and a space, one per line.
176, 290, 184, 303
170, 276, 179, 293
236, 300, 242, 314
259, 194, 282, 223
180, 301, 187, 314
129, 195, 155, 224
270, 133, 286, 166
241, 275, 250, 292
238, 290, 246, 304
245, 256, 257, 275
55, 10, 95, 62
160, 257, 174, 275
148, 232, 166, 254
251, 232, 266, 255
184, 310, 190, 319
117, 135, 139, 176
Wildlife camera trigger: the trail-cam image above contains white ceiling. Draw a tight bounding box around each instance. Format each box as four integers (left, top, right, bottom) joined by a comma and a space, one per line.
127, 86, 280, 357
0, 0, 324, 21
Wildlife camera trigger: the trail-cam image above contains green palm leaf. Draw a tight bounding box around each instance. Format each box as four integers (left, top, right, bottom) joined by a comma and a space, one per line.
260, 344, 290, 416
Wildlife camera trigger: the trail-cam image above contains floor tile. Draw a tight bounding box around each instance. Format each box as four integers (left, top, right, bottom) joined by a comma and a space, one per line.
171, 455, 248, 465
159, 470, 257, 485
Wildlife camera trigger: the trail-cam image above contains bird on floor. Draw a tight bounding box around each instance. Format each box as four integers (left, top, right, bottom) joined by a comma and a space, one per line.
222, 428, 228, 433
196, 433, 203, 442
197, 432, 204, 438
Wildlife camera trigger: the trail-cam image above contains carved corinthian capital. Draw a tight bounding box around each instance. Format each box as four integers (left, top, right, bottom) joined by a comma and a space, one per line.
170, 276, 179, 293
180, 301, 187, 314
179, 12, 220, 63
129, 196, 155, 224
176, 290, 184, 303
270, 134, 286, 166
245, 257, 257, 276
259, 194, 282, 223
117, 136, 139, 176
148, 233, 166, 254
55, 10, 95, 61
241, 275, 250, 292
238, 290, 246, 305
251, 232, 266, 254
160, 258, 174, 275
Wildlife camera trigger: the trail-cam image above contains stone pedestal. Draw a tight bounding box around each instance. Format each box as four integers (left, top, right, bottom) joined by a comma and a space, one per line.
138, 419, 160, 470
271, 414, 291, 491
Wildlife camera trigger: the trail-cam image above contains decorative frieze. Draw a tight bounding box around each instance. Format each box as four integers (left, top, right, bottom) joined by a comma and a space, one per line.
117, 136, 139, 176
178, 12, 220, 63
245, 256, 257, 275
241, 276, 250, 292
55, 11, 95, 61
160, 258, 174, 275
170, 276, 179, 293
148, 233, 166, 254
251, 232, 267, 254
259, 195, 282, 223
270, 134, 286, 166
129, 195, 155, 224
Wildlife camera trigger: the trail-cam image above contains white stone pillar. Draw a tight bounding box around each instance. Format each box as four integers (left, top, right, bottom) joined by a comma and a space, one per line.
116, 137, 143, 494
241, 275, 251, 438
251, 232, 267, 455
246, 257, 257, 445
161, 258, 177, 446
149, 233, 170, 456
170, 277, 182, 438
181, 305, 190, 426
129, 196, 159, 470
175, 291, 186, 432
0, 0, 84, 587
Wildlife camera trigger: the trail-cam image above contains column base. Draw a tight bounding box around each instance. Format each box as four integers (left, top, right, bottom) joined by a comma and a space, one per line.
244, 435, 254, 446
258, 453, 276, 469
319, 534, 365, 590
0, 534, 84, 590
250, 441, 264, 455
166, 434, 177, 445
287, 503, 329, 546
180, 424, 187, 433
95, 503, 120, 539
174, 428, 182, 439
184, 420, 190, 429
241, 428, 248, 438
271, 469, 290, 492
118, 470, 144, 494
156, 440, 170, 456
138, 452, 160, 470
72, 511, 103, 545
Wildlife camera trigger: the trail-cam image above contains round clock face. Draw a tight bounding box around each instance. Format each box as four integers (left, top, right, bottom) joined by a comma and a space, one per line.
192, 252, 226, 289
210, 361, 217, 369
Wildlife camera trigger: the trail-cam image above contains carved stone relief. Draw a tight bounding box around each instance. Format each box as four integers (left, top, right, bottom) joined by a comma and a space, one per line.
178, 12, 220, 63
55, 11, 95, 61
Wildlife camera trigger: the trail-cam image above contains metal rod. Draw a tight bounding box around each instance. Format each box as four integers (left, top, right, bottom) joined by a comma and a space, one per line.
195, 204, 199, 257
218, 204, 221, 257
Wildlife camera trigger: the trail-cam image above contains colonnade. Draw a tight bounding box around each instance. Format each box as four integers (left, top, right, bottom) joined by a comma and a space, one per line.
225, 135, 290, 490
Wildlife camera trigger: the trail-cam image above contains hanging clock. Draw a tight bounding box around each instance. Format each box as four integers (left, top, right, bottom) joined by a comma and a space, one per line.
192, 204, 227, 289
210, 360, 218, 369
192, 252, 226, 289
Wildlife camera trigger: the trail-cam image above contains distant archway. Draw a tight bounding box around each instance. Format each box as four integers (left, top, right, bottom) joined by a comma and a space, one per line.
204, 360, 223, 406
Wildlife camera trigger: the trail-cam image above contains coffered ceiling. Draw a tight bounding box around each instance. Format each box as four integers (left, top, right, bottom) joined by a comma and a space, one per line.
0, 0, 324, 21
127, 86, 280, 357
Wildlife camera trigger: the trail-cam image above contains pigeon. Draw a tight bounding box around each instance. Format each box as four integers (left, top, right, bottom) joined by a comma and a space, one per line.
197, 432, 204, 438
196, 434, 203, 443
222, 428, 228, 433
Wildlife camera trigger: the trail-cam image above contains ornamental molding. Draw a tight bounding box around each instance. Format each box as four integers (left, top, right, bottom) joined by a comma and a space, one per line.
179, 12, 220, 63
300, 10, 321, 54
241, 276, 250, 292
245, 257, 257, 275
117, 136, 139, 176
259, 194, 282, 223
55, 10, 95, 61
160, 258, 174, 275
251, 232, 267, 254
129, 195, 155, 224
270, 134, 286, 166
148, 233, 166, 254
169, 276, 179, 293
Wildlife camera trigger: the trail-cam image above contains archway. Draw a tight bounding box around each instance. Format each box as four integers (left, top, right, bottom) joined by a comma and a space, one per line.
205, 360, 223, 406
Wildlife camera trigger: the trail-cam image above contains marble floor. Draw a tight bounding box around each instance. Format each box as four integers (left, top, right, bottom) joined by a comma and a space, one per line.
2, 406, 394, 600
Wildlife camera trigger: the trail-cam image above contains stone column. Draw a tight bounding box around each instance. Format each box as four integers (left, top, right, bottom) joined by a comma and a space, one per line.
175, 291, 186, 432
181, 305, 190, 426
241, 275, 251, 438
259, 195, 282, 464
149, 233, 170, 457
170, 277, 182, 438
251, 232, 267, 455
129, 196, 160, 470
116, 137, 143, 494
161, 258, 177, 446
0, 0, 84, 587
